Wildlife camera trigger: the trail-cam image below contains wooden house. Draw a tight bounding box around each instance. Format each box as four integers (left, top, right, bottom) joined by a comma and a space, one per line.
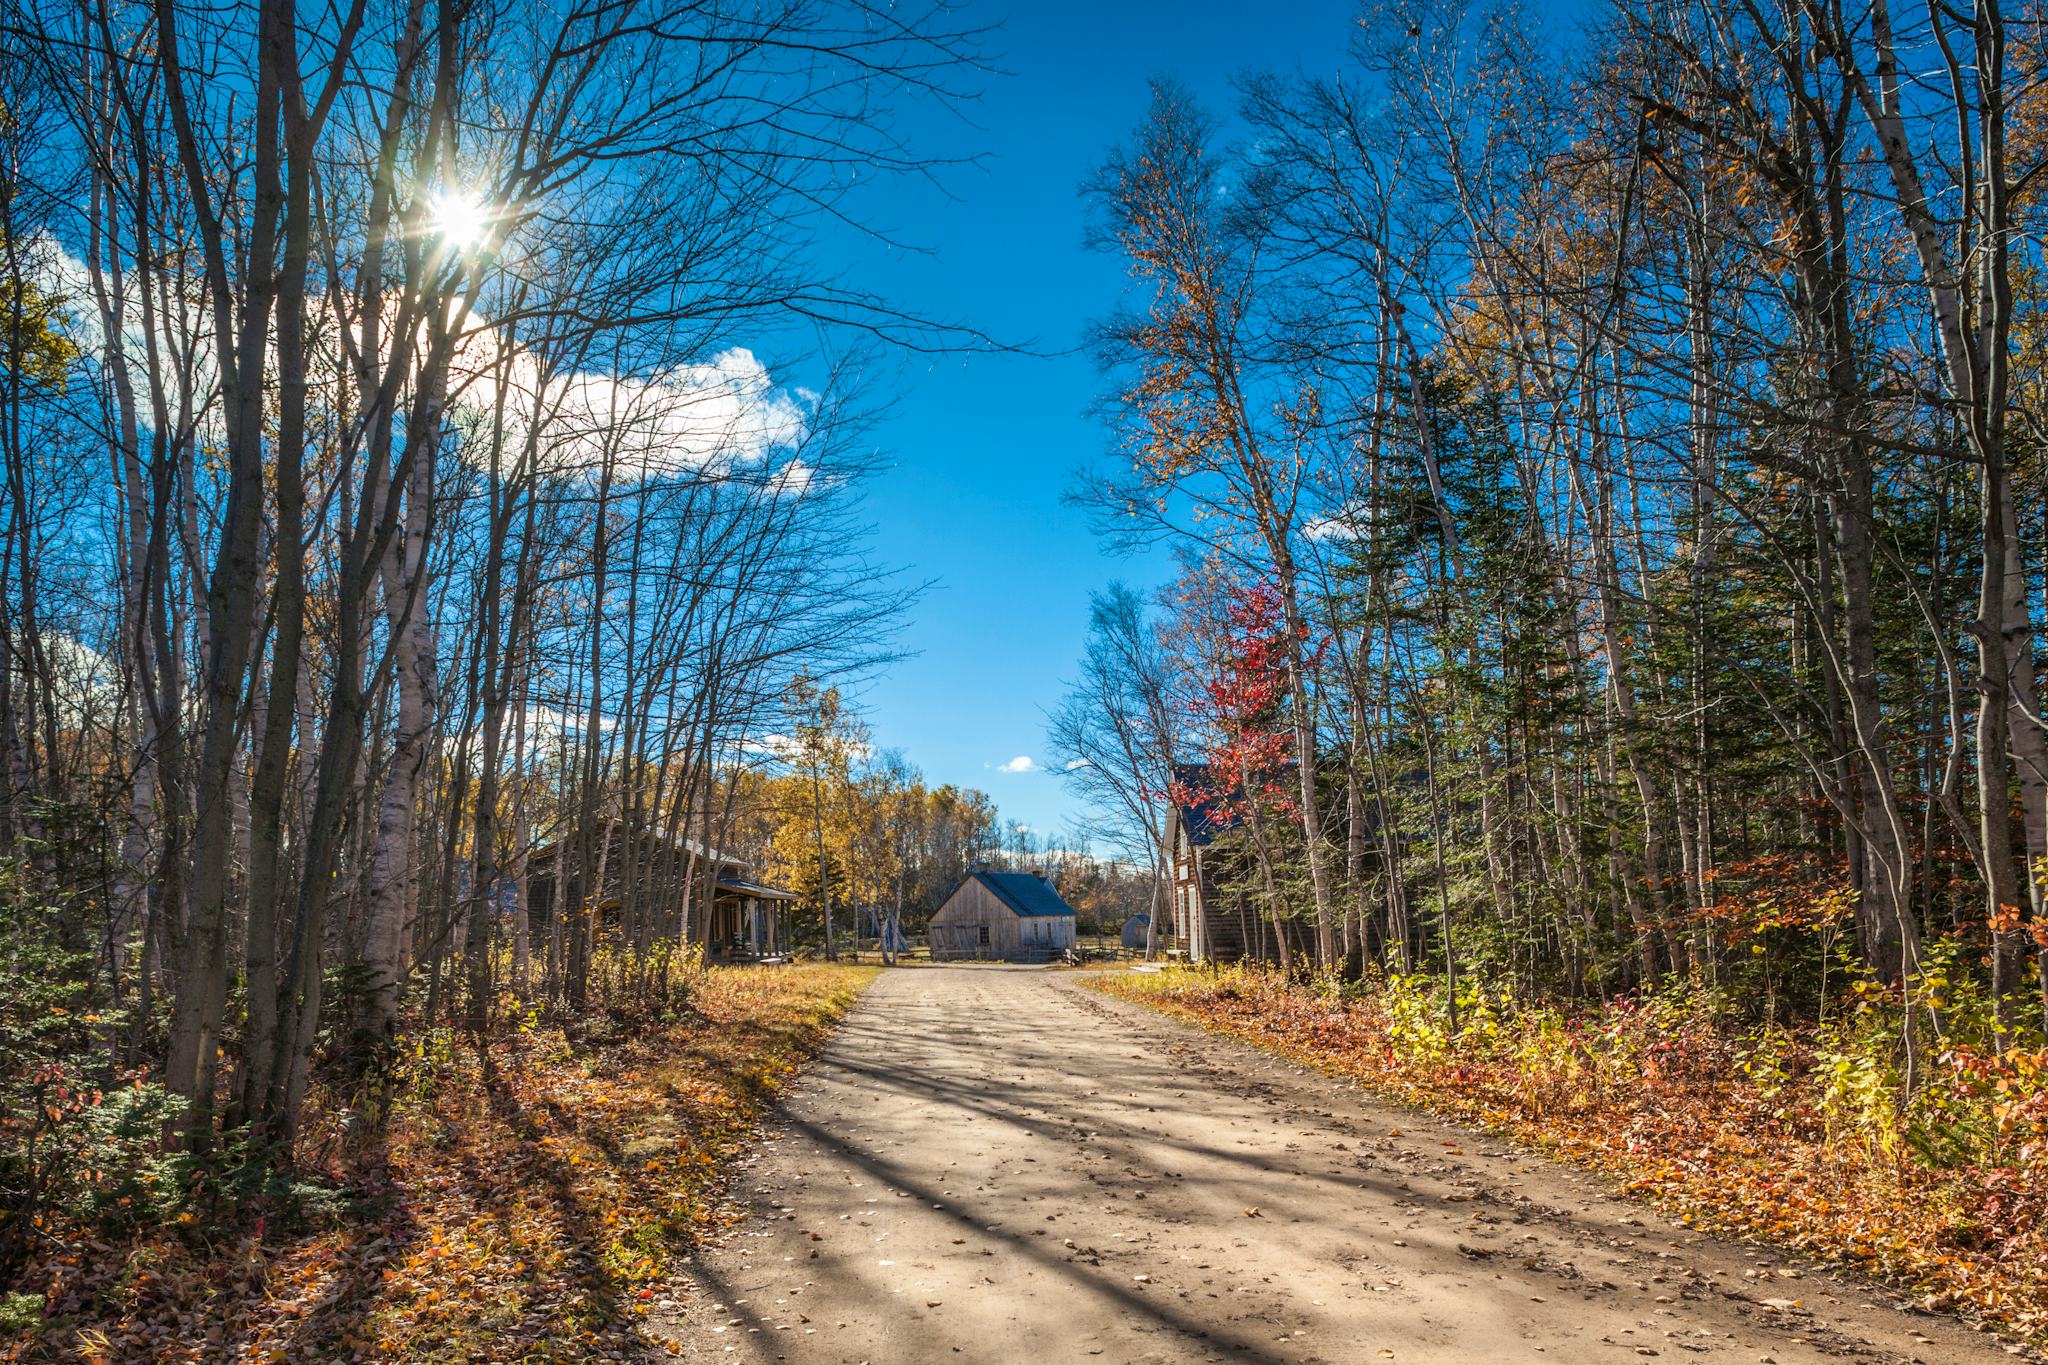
1166, 763, 1264, 964
1167, 761, 1394, 965
927, 869, 1077, 962
526, 818, 799, 959
1120, 913, 1151, 951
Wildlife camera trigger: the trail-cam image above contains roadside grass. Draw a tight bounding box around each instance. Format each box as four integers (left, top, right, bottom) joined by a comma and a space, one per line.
1092, 964, 2048, 1347
13, 964, 875, 1363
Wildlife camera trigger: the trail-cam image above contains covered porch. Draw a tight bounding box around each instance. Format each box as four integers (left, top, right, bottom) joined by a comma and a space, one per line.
706, 874, 802, 960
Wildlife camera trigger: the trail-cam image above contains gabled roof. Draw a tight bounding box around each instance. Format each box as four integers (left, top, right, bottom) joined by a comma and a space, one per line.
527, 817, 747, 872
968, 870, 1076, 919
715, 875, 800, 902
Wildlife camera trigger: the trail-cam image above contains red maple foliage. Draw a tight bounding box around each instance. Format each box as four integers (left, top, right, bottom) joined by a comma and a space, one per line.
1170, 579, 1306, 825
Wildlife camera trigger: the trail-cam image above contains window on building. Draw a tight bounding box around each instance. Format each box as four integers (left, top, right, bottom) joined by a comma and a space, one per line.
977, 925, 990, 947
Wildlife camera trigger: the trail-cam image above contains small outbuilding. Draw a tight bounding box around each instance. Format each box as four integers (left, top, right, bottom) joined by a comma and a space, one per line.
927, 869, 1077, 962
1120, 913, 1151, 950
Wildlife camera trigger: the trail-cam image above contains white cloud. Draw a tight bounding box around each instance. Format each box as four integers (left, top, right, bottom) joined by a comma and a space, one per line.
40, 222, 807, 489
741, 733, 802, 761
997, 755, 1038, 774
1063, 757, 1092, 771
764, 458, 826, 500
524, 704, 614, 740
35, 227, 802, 484
452, 341, 808, 482
1303, 513, 1362, 542
34, 234, 227, 439
738, 731, 871, 764
29, 634, 120, 727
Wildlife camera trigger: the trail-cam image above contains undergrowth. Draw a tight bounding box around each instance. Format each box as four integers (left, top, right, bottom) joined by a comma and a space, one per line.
1094, 963, 2048, 1343
5, 963, 876, 1363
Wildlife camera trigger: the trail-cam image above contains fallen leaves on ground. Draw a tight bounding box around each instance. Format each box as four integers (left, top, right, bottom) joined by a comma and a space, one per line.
1092, 966, 2048, 1346
10, 965, 875, 1363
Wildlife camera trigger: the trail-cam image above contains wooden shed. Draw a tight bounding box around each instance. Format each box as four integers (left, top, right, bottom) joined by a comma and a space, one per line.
1167, 761, 1389, 965
927, 869, 1077, 962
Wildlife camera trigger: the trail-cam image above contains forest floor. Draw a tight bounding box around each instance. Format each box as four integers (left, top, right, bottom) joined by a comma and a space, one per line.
10, 964, 876, 1364
658, 965, 2014, 1364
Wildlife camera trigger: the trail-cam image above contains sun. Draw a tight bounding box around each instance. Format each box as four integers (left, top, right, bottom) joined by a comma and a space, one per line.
428, 190, 491, 250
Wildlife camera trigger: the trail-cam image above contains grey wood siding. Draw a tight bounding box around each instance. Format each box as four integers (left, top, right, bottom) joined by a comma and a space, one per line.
927, 876, 1075, 961
1171, 810, 1253, 963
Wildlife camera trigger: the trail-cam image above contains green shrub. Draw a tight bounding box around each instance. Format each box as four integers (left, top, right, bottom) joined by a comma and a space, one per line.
0, 849, 185, 1271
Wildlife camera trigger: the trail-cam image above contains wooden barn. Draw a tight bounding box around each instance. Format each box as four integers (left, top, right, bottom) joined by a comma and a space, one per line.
526, 818, 799, 960
927, 869, 1077, 962
1120, 913, 1151, 950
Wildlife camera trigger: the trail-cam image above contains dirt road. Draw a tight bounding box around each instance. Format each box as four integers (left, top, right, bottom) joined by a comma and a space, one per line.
665, 966, 2014, 1364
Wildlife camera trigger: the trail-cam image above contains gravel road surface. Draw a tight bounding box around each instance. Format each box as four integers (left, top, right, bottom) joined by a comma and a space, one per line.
663, 965, 2015, 1365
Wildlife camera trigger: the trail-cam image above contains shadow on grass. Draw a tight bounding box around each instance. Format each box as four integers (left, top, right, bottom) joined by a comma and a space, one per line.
23, 973, 869, 1365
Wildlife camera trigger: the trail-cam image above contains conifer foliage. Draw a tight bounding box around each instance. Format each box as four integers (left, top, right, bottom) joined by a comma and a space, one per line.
1066, 3, 2048, 1336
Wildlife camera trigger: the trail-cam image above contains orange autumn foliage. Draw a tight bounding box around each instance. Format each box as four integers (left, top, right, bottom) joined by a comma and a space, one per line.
1095, 966, 2048, 1347
10, 965, 875, 1363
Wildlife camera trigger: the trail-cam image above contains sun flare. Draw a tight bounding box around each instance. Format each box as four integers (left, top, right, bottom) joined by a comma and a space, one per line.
428, 190, 491, 249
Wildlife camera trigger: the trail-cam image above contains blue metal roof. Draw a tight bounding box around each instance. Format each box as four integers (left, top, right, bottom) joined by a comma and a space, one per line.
971, 870, 1076, 918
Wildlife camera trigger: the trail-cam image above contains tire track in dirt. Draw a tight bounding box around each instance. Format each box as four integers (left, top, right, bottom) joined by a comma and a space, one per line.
657, 966, 2018, 1365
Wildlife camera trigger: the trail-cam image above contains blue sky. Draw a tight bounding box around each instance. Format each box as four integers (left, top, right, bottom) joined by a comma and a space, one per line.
825, 0, 1357, 847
